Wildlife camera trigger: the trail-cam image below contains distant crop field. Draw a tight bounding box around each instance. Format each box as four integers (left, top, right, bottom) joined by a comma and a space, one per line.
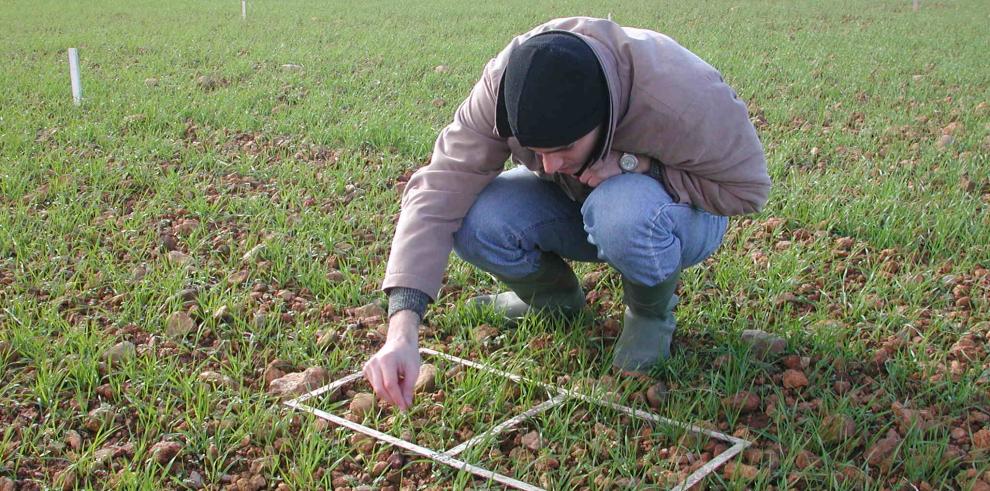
1, 0, 988, 489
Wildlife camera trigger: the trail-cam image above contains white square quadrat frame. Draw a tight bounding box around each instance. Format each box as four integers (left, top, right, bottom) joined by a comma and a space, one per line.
285, 348, 752, 491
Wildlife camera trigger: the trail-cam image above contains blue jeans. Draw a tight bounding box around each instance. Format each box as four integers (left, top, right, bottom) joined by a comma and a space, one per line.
453, 167, 728, 287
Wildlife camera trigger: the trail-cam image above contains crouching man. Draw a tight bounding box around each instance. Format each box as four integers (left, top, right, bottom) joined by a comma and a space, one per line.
364, 17, 771, 410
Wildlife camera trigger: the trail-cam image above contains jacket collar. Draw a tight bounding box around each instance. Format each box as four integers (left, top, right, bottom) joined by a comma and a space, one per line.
495, 29, 624, 164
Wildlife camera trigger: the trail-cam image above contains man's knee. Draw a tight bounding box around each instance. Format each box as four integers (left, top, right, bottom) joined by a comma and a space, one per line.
582, 175, 681, 286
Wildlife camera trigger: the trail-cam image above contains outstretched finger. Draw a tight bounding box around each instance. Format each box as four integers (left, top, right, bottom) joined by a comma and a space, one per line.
364, 362, 384, 399
377, 364, 408, 410
399, 362, 419, 409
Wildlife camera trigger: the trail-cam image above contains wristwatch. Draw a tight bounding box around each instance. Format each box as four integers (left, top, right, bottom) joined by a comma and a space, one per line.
618, 152, 639, 173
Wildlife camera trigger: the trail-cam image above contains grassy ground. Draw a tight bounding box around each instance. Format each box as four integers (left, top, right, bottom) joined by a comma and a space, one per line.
1, 0, 989, 489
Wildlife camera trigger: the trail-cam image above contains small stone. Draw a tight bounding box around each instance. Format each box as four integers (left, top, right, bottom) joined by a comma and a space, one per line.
160, 233, 179, 251
741, 329, 787, 358
55, 468, 76, 490
84, 405, 114, 432
196, 75, 218, 91
94, 446, 115, 467
414, 364, 437, 393
198, 371, 234, 388
473, 324, 499, 343
316, 330, 339, 348
186, 470, 204, 489
645, 382, 668, 409
723, 462, 759, 480
388, 451, 405, 469
65, 430, 82, 450
165, 311, 196, 339
123, 113, 145, 124
263, 359, 292, 387
742, 448, 763, 465
267, 367, 330, 399
228, 270, 250, 286
722, 391, 761, 413
821, 414, 857, 445
242, 243, 266, 262
104, 341, 136, 364
166, 250, 192, 266
865, 432, 901, 466
145, 77, 159, 87
149, 440, 181, 465
973, 428, 990, 449
520, 430, 543, 451
833, 380, 852, 394
782, 369, 809, 389
350, 433, 375, 454
349, 393, 376, 420
353, 302, 385, 318
795, 449, 820, 469
173, 218, 199, 236
434, 65, 449, 73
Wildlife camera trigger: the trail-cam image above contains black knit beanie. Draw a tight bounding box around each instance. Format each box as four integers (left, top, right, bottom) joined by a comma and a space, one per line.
502, 32, 608, 148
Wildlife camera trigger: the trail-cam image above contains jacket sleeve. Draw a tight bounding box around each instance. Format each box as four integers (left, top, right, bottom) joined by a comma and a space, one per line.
381, 64, 510, 300
655, 78, 771, 216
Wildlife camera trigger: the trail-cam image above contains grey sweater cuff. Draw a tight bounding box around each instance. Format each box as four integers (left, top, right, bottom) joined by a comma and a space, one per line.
387, 287, 431, 320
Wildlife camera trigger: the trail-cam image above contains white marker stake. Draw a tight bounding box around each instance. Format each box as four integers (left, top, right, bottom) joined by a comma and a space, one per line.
68, 48, 82, 106
241, 0, 246, 19
607, 12, 612, 21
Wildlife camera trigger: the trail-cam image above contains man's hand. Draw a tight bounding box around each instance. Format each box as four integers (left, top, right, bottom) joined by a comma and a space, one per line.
576, 151, 648, 187
363, 310, 421, 410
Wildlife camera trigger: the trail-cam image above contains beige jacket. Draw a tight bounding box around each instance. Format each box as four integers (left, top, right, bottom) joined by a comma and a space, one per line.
383, 17, 771, 300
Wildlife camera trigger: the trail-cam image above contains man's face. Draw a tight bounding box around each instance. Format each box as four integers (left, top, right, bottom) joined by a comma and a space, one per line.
527, 125, 601, 175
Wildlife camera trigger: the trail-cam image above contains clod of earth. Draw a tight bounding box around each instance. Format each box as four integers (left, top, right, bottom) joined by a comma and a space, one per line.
782, 369, 809, 389
352, 302, 385, 318
821, 414, 857, 445
165, 311, 196, 339
198, 370, 234, 388
473, 323, 499, 343
144, 77, 159, 87
167, 250, 192, 265
521, 430, 543, 451
149, 440, 182, 465
414, 363, 437, 393
973, 428, 990, 449
242, 243, 266, 262
104, 341, 136, 364
722, 390, 761, 413
65, 430, 82, 451
55, 468, 76, 491
865, 430, 901, 467
741, 329, 787, 358
316, 330, 340, 348
267, 367, 330, 399
723, 462, 760, 480
263, 359, 294, 387
646, 382, 668, 409
350, 433, 375, 454
349, 393, 376, 420
84, 405, 115, 432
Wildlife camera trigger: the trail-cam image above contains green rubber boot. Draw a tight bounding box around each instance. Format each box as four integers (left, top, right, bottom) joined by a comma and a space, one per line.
612, 271, 680, 373
468, 253, 585, 322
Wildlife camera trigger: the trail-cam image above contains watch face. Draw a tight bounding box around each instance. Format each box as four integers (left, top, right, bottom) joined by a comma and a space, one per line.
620, 153, 638, 171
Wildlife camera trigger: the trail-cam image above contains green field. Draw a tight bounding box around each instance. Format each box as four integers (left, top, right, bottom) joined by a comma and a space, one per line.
1, 0, 989, 489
